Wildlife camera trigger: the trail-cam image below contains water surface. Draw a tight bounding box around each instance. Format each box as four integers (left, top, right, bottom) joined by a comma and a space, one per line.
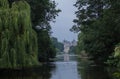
51, 61, 79, 79
0, 58, 114, 79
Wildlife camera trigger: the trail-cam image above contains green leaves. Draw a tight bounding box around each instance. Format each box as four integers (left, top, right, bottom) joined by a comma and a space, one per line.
74, 0, 120, 64
0, 0, 9, 8
114, 45, 120, 57
25, 0, 60, 29
0, 0, 39, 69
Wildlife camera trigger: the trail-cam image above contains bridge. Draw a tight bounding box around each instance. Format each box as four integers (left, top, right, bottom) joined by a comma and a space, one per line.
56, 54, 78, 57
56, 54, 79, 61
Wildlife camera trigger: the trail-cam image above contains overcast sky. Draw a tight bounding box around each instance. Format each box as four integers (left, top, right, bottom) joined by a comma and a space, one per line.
51, 0, 78, 42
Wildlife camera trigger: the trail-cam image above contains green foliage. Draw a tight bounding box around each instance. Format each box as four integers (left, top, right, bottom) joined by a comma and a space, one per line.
22, 0, 61, 30
0, 0, 9, 8
24, 0, 60, 62
69, 46, 77, 54
0, 0, 39, 69
27, 0, 60, 61
37, 30, 56, 62
8, 0, 60, 62
51, 37, 64, 52
73, 0, 120, 64
106, 44, 120, 79
76, 33, 85, 53
114, 44, 120, 57
114, 44, 120, 68
113, 72, 120, 79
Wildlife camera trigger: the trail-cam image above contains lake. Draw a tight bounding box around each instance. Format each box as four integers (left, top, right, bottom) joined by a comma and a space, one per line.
0, 57, 114, 79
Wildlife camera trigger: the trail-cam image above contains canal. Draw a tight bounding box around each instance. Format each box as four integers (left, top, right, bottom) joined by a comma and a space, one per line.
0, 54, 113, 79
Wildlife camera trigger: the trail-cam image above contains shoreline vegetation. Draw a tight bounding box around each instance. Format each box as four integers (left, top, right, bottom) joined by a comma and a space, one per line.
72, 0, 120, 78
0, 0, 60, 69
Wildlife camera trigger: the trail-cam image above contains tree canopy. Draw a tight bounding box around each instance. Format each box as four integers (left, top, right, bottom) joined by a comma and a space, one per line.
8, 0, 60, 62
73, 0, 120, 64
0, 0, 38, 68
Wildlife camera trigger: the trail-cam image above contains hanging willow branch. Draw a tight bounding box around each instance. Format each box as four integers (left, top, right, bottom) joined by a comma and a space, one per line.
0, 0, 39, 69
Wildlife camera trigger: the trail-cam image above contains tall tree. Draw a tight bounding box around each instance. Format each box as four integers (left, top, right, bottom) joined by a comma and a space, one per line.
26, 0, 60, 62
8, 0, 60, 62
26, 0, 60, 29
0, 0, 38, 68
8, 0, 60, 30
27, 0, 60, 62
37, 30, 56, 62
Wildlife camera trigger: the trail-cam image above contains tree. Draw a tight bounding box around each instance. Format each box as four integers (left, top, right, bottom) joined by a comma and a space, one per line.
51, 37, 64, 53
72, 0, 120, 64
69, 46, 77, 54
25, 0, 60, 62
25, 0, 60, 29
8, 0, 61, 30
8, 0, 60, 62
113, 44, 120, 78
0, 0, 39, 68
36, 30, 56, 62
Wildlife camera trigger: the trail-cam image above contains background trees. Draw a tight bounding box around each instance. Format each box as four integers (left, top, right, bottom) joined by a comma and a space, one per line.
51, 37, 64, 53
37, 30, 56, 62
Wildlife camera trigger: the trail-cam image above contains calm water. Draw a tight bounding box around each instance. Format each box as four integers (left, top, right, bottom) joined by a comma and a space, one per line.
78, 60, 112, 79
51, 61, 79, 79
0, 60, 113, 79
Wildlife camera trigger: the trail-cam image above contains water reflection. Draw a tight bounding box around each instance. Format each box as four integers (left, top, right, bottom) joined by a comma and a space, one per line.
51, 61, 79, 79
0, 59, 114, 79
78, 59, 112, 79
0, 63, 55, 79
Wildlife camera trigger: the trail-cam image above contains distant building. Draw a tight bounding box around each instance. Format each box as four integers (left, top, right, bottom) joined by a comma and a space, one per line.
63, 39, 77, 53
63, 40, 71, 53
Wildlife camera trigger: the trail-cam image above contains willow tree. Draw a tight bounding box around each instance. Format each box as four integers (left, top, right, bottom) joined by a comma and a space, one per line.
0, 0, 39, 69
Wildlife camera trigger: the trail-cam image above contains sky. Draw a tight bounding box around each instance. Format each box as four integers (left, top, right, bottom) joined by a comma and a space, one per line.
51, 0, 78, 42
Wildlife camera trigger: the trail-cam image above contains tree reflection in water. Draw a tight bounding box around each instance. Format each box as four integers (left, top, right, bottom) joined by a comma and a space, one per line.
78, 59, 112, 79
0, 63, 56, 79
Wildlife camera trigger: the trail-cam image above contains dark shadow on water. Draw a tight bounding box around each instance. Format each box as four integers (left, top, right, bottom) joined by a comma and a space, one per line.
0, 63, 56, 79
78, 59, 113, 79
